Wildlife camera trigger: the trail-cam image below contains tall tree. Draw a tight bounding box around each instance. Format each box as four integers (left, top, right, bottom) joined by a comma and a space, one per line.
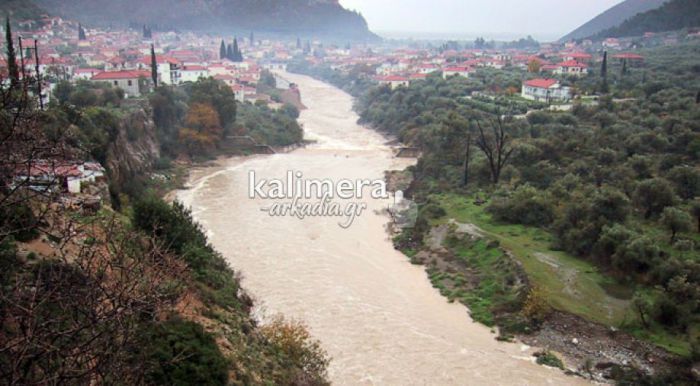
150, 44, 158, 88
474, 117, 514, 185
226, 43, 233, 60
600, 51, 609, 93
78, 23, 87, 40
621, 58, 628, 77
232, 38, 242, 62
5, 17, 19, 88
219, 40, 226, 60
296, 37, 301, 50
249, 31, 254, 46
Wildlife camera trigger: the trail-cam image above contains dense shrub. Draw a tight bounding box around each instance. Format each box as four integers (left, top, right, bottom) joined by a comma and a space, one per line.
141, 318, 229, 386
488, 185, 554, 226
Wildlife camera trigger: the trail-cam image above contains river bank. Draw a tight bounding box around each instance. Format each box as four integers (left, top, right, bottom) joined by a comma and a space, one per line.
395, 207, 680, 383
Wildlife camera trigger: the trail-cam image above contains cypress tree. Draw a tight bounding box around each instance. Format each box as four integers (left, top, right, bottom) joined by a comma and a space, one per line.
5, 17, 19, 87
78, 23, 87, 40
226, 43, 233, 60
621, 58, 628, 77
150, 44, 158, 88
296, 37, 301, 49
232, 38, 241, 62
219, 40, 226, 60
249, 31, 254, 46
600, 51, 609, 93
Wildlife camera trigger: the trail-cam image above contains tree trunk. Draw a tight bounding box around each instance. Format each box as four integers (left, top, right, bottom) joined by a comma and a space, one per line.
462, 134, 471, 187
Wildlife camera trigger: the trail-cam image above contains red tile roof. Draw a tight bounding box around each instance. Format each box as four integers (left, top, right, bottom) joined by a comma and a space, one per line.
565, 52, 592, 60
378, 75, 408, 81
443, 66, 471, 72
139, 55, 180, 65
91, 70, 150, 80
557, 60, 588, 68
524, 78, 558, 88
183, 65, 207, 71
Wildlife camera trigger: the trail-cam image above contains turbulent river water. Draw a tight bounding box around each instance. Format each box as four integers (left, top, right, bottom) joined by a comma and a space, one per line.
177, 73, 588, 385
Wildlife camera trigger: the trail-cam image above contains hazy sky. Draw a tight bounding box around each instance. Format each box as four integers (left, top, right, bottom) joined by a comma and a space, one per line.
339, 0, 624, 41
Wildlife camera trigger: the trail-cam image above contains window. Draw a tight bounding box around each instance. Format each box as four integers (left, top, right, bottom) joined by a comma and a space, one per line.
128, 80, 133, 86
113, 81, 118, 86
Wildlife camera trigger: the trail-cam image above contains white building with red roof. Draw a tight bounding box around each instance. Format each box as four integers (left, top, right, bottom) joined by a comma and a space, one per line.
376, 75, 409, 90
554, 60, 588, 76
521, 78, 571, 103
180, 65, 209, 83
91, 70, 152, 97
136, 55, 181, 85
562, 52, 592, 62
442, 66, 472, 79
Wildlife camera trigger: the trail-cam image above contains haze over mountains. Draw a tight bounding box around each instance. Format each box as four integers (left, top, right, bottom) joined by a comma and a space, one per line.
599, 0, 700, 38
33, 0, 377, 40
560, 0, 668, 41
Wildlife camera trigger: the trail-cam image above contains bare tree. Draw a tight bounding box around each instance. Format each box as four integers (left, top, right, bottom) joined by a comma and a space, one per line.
462, 133, 471, 187
0, 213, 188, 385
474, 116, 514, 185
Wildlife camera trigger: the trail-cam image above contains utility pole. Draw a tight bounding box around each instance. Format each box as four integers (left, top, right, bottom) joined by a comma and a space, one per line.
33, 39, 43, 109
18, 37, 25, 79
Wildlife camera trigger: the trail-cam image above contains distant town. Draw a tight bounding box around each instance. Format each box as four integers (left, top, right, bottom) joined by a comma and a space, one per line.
5, 13, 699, 112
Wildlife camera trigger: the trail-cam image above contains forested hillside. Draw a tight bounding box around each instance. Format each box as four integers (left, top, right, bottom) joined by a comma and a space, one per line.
34, 0, 377, 40
1, 24, 320, 383
1, 0, 47, 22
599, 0, 700, 38
560, 0, 667, 42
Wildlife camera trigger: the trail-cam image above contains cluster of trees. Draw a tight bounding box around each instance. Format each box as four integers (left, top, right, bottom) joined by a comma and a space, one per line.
78, 23, 86, 40
150, 77, 236, 158
219, 38, 244, 62
149, 77, 302, 159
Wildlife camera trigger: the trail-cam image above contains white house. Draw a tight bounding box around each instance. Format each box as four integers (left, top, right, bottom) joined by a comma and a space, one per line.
262, 61, 287, 71
554, 60, 588, 76
442, 66, 471, 79
521, 78, 571, 103
91, 70, 152, 97
180, 65, 209, 83
417, 64, 439, 74
377, 75, 409, 90
13, 161, 106, 194
137, 56, 181, 85
73, 68, 102, 80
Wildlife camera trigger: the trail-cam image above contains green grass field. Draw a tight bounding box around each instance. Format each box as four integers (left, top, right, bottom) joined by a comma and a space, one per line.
429, 193, 692, 356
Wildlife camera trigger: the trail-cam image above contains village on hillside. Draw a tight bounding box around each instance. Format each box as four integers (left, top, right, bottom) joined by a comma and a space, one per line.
1, 13, 699, 199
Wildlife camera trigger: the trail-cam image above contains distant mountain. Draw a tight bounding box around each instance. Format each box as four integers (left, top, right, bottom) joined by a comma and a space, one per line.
34, 0, 377, 40
598, 0, 700, 38
2, 0, 48, 22
560, 0, 668, 42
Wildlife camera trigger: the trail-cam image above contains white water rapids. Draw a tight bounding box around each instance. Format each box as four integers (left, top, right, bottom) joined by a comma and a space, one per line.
177, 73, 588, 385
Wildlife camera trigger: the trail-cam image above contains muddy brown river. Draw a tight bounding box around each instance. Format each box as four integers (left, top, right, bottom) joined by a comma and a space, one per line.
177, 73, 588, 385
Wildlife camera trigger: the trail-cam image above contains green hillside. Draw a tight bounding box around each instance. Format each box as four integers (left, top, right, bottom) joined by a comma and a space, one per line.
599, 0, 700, 38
